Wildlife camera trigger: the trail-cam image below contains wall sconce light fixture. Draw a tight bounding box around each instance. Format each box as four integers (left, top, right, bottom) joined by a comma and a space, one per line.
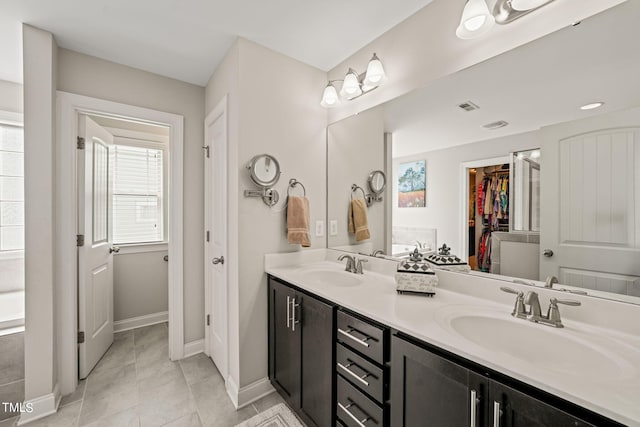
320, 53, 387, 108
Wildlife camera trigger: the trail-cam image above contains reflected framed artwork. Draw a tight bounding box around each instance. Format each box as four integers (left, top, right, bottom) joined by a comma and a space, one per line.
398, 160, 426, 207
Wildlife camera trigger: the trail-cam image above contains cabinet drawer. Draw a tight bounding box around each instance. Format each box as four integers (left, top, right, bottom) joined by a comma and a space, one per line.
337, 376, 384, 427
337, 310, 385, 364
337, 343, 385, 403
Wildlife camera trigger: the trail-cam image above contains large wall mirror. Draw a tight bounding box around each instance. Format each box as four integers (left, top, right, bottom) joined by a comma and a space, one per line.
326, 1, 640, 304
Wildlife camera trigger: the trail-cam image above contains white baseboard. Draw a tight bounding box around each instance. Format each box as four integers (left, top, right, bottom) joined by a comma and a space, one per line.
226, 376, 274, 410
113, 311, 168, 333
17, 383, 60, 425
183, 339, 204, 358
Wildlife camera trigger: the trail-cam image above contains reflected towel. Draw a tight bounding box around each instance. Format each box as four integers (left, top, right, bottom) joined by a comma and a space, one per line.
287, 196, 311, 247
348, 198, 370, 242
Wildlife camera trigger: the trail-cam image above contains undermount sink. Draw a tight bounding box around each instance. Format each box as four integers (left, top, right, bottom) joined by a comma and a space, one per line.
438, 307, 635, 380
301, 268, 362, 288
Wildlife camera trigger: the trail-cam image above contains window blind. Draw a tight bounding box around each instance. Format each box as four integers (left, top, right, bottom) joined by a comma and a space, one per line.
0, 124, 24, 251
112, 144, 163, 244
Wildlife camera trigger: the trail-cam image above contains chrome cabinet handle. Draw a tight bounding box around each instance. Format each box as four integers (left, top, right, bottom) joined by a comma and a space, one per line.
109, 246, 120, 254
338, 401, 371, 427
543, 249, 554, 257
286, 296, 290, 329
338, 328, 371, 348
493, 401, 502, 427
337, 361, 370, 387
212, 256, 224, 265
291, 297, 300, 332
470, 390, 479, 427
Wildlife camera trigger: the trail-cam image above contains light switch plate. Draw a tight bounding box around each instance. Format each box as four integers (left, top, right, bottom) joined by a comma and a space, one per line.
330, 220, 338, 236
315, 220, 324, 237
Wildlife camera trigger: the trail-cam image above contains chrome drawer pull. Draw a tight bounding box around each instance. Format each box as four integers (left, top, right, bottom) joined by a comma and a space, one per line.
338, 328, 371, 348
493, 401, 502, 427
337, 362, 370, 387
291, 297, 300, 332
338, 401, 371, 427
286, 296, 290, 329
470, 390, 479, 427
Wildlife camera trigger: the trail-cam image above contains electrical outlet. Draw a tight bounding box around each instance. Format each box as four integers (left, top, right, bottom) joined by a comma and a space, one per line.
315, 220, 324, 237
330, 220, 338, 236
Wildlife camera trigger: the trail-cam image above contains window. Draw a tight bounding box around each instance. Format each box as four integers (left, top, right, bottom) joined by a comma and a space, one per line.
112, 144, 164, 244
0, 124, 24, 251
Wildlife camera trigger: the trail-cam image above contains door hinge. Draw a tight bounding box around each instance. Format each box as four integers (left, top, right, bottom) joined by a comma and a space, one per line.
206, 230, 210, 242
77, 137, 85, 150
76, 234, 85, 247
206, 314, 210, 326
77, 331, 85, 344
202, 145, 210, 158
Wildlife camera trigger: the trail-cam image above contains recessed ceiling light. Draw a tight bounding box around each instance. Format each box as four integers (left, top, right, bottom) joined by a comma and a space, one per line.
580, 102, 604, 111
483, 120, 509, 130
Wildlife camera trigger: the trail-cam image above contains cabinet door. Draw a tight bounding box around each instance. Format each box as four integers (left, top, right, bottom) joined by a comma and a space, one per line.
268, 279, 301, 409
391, 335, 488, 427
489, 381, 595, 427
300, 293, 334, 427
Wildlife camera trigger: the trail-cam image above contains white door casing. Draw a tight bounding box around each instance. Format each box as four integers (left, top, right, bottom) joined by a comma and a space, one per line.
78, 115, 115, 378
204, 97, 228, 379
540, 107, 640, 295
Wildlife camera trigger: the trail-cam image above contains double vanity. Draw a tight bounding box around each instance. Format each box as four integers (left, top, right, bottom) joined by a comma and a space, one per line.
265, 250, 640, 427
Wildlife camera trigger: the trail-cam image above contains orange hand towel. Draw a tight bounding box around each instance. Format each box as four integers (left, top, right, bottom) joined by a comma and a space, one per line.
287, 196, 311, 247
348, 198, 370, 242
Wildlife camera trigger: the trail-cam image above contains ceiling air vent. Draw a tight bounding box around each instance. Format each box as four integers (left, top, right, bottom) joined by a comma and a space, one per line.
483, 120, 509, 130
457, 101, 480, 112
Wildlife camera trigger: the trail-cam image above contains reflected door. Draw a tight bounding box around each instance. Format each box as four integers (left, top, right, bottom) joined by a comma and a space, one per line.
78, 115, 115, 378
540, 108, 640, 295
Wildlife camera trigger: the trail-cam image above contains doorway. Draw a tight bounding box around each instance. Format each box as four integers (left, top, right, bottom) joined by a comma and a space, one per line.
56, 92, 184, 396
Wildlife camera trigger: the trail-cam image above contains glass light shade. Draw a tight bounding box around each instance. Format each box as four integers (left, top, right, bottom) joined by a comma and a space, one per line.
320, 83, 340, 108
510, 0, 550, 11
456, 0, 495, 40
339, 69, 362, 99
363, 53, 387, 87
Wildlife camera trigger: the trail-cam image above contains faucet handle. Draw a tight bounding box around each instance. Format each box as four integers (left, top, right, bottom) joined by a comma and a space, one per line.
355, 258, 368, 274
550, 298, 581, 307
500, 287, 527, 318
546, 298, 581, 328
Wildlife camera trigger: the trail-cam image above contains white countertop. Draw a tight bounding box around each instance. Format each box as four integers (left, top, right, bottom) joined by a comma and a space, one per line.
265, 251, 640, 427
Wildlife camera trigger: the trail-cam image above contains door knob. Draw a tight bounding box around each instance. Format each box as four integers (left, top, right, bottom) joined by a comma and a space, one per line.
212, 256, 225, 265
110, 246, 120, 254
542, 249, 554, 257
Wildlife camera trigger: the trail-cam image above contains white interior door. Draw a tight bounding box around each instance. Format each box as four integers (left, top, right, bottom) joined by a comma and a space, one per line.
204, 104, 228, 378
540, 107, 640, 294
78, 114, 115, 378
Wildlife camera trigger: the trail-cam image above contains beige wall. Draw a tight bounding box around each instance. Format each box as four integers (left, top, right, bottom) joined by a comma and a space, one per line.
0, 80, 23, 113
22, 24, 57, 401
205, 38, 327, 388
56, 49, 206, 343
326, 0, 626, 123
113, 251, 168, 322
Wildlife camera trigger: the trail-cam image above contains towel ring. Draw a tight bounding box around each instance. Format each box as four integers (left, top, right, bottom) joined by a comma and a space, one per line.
351, 184, 366, 201
288, 178, 306, 197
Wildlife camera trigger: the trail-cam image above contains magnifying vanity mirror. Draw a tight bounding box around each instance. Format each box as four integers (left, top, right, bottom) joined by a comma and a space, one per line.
366, 170, 386, 205
326, 1, 640, 305
244, 153, 282, 206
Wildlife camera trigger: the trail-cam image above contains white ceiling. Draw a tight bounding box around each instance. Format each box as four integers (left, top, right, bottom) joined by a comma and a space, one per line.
385, 0, 640, 158
0, 0, 434, 86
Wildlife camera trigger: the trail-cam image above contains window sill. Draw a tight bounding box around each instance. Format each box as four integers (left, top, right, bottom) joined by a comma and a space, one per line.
114, 242, 168, 255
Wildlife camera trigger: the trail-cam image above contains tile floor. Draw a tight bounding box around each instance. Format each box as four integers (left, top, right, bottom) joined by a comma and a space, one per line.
1, 323, 286, 427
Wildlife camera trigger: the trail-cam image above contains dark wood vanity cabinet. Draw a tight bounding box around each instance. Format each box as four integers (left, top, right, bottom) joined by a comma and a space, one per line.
391, 334, 607, 427
268, 276, 334, 427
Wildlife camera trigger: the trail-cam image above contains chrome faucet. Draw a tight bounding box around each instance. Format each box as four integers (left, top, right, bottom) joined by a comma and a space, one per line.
501, 288, 581, 328
338, 255, 356, 273
371, 249, 386, 257
545, 276, 559, 288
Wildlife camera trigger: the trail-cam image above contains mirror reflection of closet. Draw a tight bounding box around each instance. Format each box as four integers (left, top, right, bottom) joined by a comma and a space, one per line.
512, 149, 540, 233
